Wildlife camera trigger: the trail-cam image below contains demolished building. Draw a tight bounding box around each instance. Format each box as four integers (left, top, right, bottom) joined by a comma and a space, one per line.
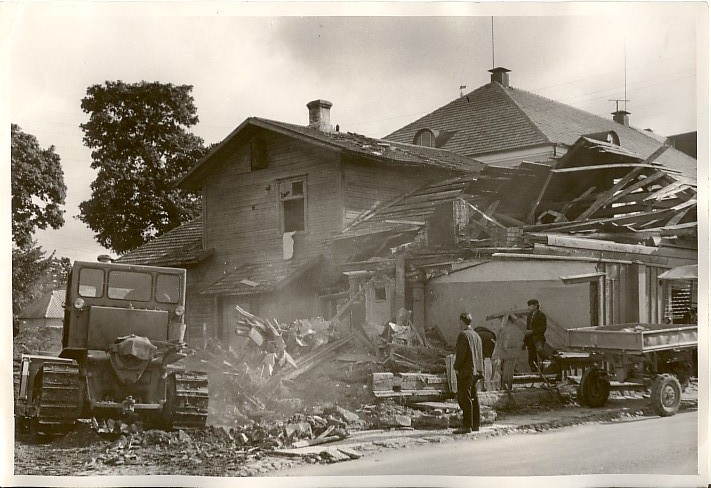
330, 134, 697, 369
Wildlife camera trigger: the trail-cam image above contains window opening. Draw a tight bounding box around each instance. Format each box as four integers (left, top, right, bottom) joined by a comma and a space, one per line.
279, 178, 306, 232
251, 138, 267, 170
156, 274, 181, 303
78, 268, 104, 298
414, 129, 435, 147
108, 271, 152, 301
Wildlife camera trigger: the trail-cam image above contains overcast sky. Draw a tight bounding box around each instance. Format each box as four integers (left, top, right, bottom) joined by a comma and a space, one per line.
2, 2, 706, 263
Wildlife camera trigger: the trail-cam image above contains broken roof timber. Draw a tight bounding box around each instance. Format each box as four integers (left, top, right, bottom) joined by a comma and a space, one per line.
549, 163, 663, 174
575, 166, 647, 221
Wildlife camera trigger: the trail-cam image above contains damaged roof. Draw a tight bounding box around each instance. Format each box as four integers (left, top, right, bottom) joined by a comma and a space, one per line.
335, 135, 697, 248
179, 118, 483, 191
116, 216, 209, 267
385, 81, 696, 179
199, 257, 322, 296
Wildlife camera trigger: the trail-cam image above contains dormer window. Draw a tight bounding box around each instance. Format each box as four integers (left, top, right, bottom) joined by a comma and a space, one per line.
414, 129, 435, 148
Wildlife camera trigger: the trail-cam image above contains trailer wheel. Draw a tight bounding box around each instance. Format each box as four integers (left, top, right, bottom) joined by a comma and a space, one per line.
650, 374, 681, 417
578, 367, 610, 407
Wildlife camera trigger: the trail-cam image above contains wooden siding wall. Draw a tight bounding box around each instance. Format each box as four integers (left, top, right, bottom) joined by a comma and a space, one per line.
203, 131, 343, 286
342, 159, 453, 225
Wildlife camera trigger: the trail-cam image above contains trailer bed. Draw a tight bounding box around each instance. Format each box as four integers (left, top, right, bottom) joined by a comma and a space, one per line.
567, 323, 697, 353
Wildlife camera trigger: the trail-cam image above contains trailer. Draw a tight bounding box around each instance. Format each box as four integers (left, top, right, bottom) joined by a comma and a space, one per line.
565, 322, 697, 416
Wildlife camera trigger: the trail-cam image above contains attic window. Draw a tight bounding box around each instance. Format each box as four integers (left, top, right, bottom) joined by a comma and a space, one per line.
251, 138, 267, 171
279, 177, 307, 233
414, 129, 435, 148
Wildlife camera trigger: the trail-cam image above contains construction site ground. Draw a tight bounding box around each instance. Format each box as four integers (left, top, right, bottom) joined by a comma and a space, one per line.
13, 384, 698, 477
11, 326, 699, 478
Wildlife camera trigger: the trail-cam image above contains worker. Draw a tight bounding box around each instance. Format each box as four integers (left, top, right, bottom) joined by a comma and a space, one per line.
453, 312, 484, 434
474, 325, 496, 391
522, 299, 547, 372
493, 315, 520, 394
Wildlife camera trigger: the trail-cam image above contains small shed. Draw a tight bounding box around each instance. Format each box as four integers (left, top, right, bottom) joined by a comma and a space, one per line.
18, 290, 65, 330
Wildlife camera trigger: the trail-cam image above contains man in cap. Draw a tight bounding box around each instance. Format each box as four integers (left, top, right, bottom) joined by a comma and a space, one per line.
522, 299, 547, 372
453, 312, 484, 433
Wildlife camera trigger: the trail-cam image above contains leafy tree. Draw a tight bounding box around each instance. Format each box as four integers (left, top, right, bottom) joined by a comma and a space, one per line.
11, 124, 67, 249
12, 249, 72, 334
79, 81, 207, 254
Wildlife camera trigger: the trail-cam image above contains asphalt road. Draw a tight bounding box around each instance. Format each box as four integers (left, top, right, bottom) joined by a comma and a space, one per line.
277, 410, 699, 476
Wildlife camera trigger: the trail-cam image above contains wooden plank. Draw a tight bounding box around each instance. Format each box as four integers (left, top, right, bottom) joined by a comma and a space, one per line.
575, 166, 646, 221
643, 180, 689, 201
606, 171, 668, 205
526, 171, 554, 224
550, 163, 662, 173
642, 145, 669, 164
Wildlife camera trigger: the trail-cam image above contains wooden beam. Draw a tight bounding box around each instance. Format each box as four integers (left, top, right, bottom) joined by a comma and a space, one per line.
642, 145, 669, 164
643, 180, 689, 201
525, 206, 678, 232
575, 167, 646, 221
330, 288, 365, 322
526, 171, 554, 224
606, 171, 668, 205
560, 186, 597, 217
460, 199, 506, 229
664, 205, 694, 226
492, 212, 526, 227
550, 163, 661, 173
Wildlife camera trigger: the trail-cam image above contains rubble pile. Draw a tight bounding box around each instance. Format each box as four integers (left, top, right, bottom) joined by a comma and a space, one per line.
74, 404, 368, 469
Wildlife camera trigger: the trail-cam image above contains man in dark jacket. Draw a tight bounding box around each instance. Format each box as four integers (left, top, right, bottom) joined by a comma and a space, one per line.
474, 326, 496, 390
453, 313, 484, 433
523, 299, 547, 372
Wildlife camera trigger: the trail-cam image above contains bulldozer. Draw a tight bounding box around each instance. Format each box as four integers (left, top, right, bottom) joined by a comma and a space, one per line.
15, 259, 209, 435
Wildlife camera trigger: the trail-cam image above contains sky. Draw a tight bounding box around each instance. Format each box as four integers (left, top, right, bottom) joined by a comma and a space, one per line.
2, 2, 706, 263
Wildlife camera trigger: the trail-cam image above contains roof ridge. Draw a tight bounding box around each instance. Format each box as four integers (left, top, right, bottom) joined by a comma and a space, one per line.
384, 84, 494, 140
508, 84, 681, 149
493, 83, 553, 145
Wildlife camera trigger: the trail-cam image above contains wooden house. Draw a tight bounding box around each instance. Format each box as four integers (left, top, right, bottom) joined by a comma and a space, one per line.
117, 100, 481, 345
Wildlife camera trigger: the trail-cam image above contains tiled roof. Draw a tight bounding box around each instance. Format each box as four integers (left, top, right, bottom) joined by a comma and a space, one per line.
116, 216, 206, 266
385, 81, 696, 179
19, 290, 65, 319
256, 118, 484, 172
200, 257, 321, 296
178, 118, 484, 190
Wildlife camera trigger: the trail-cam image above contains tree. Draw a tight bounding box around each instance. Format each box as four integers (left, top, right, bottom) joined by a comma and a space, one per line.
11, 125, 68, 332
79, 81, 207, 254
11, 124, 67, 249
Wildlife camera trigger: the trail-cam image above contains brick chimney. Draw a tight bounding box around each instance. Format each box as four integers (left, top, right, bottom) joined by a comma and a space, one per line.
612, 110, 630, 126
307, 99, 333, 132
488, 67, 511, 87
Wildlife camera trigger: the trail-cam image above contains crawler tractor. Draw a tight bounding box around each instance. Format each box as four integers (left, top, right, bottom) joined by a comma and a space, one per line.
16, 260, 209, 435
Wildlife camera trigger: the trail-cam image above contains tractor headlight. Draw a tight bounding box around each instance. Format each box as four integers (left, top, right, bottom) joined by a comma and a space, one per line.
73, 298, 85, 310
175, 306, 185, 317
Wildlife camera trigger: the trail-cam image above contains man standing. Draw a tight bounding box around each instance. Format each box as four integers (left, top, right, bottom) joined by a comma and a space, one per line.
453, 313, 484, 434
474, 325, 496, 391
493, 315, 520, 393
523, 299, 547, 372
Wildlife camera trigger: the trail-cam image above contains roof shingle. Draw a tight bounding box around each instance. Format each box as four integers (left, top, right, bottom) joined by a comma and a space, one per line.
116, 216, 205, 266
385, 81, 696, 179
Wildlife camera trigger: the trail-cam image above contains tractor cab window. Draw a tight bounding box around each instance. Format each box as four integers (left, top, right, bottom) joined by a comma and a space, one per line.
156, 274, 181, 303
78, 268, 104, 298
108, 271, 152, 301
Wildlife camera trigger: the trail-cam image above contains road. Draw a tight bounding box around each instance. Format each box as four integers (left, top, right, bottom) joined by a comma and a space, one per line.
277, 411, 698, 476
